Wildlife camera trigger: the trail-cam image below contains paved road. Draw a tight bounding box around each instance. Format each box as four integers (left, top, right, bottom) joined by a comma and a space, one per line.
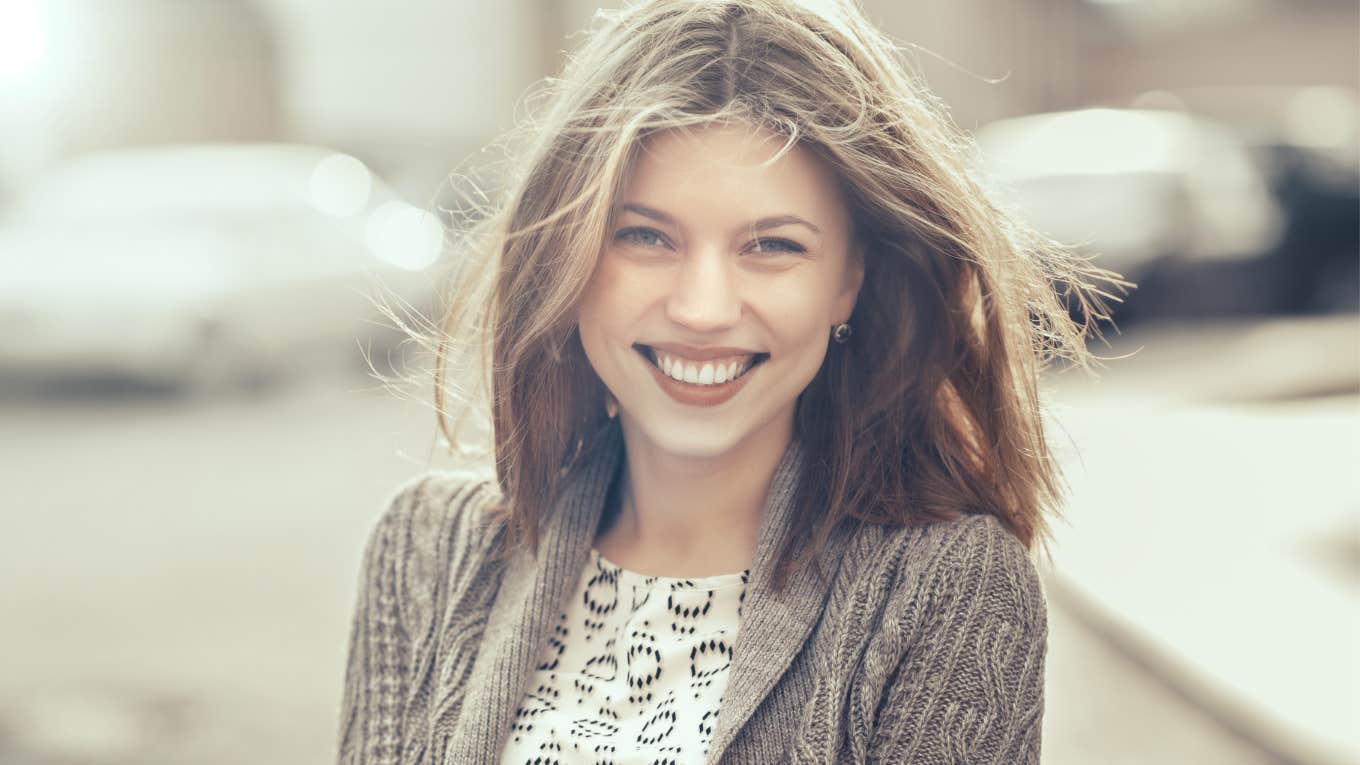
0, 365, 1289, 764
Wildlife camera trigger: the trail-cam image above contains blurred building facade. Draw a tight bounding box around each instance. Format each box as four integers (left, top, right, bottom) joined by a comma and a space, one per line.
2, 0, 1356, 201
0, 0, 279, 197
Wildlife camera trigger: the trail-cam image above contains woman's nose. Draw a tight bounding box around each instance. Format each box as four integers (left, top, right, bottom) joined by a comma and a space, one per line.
665, 250, 742, 332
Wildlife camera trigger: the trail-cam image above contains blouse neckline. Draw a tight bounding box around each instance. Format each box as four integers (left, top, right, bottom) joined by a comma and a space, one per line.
589, 547, 750, 591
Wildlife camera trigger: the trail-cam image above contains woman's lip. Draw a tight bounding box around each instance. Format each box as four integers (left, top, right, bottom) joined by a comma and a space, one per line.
637, 342, 762, 361
635, 346, 759, 407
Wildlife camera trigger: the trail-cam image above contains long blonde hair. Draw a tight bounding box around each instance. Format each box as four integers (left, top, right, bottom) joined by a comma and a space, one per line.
406, 0, 1118, 588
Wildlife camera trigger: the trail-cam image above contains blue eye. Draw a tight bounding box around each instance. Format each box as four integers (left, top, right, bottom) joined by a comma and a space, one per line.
750, 237, 805, 255
615, 227, 667, 248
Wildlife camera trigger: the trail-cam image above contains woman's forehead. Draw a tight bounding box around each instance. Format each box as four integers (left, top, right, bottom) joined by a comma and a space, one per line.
620, 123, 850, 229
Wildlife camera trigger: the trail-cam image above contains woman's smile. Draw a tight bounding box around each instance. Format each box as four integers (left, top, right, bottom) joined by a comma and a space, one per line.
632, 342, 768, 406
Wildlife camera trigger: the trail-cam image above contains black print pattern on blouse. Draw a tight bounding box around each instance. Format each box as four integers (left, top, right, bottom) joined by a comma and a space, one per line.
500, 549, 750, 765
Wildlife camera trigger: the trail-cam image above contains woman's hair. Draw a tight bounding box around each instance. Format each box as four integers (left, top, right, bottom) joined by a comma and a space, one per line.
410, 0, 1119, 588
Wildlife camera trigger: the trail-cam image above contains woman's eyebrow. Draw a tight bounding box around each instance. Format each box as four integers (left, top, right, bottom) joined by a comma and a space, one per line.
619, 202, 675, 225
750, 215, 821, 235
619, 202, 822, 235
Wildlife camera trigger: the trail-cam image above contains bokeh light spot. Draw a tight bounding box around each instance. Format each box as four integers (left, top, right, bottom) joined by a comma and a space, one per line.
309, 153, 372, 218
365, 201, 443, 271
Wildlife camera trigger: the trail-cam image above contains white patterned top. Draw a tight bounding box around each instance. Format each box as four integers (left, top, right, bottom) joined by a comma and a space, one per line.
499, 547, 750, 764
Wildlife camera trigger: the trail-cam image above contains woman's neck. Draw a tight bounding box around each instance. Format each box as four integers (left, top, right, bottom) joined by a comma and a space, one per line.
595, 414, 794, 578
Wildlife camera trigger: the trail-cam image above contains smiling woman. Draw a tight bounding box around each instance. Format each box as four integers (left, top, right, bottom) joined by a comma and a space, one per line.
578, 123, 861, 476
338, 1, 1116, 763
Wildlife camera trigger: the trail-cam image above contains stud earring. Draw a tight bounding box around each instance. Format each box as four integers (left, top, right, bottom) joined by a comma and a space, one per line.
831, 322, 853, 344
604, 393, 619, 419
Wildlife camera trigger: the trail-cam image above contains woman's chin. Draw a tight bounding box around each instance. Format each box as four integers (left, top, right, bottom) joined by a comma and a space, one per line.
619, 414, 751, 462
617, 405, 796, 464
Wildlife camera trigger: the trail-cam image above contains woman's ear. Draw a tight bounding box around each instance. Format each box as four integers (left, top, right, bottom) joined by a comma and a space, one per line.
836, 242, 866, 322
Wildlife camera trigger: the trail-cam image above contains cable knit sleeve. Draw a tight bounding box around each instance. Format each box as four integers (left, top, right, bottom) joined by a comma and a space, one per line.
336, 479, 423, 765
335, 472, 503, 765
867, 514, 1049, 764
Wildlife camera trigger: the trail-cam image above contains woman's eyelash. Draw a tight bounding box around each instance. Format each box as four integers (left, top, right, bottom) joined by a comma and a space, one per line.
613, 227, 805, 255
615, 227, 668, 247
750, 238, 805, 255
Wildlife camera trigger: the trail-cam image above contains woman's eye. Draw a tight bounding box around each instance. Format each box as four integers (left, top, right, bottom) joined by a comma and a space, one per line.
749, 238, 805, 255
615, 227, 668, 248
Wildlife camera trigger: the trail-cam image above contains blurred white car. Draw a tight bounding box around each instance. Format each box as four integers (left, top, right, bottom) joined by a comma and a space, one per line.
0, 143, 445, 392
975, 108, 1284, 280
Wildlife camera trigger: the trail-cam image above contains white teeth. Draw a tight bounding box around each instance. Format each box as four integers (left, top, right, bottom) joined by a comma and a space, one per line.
650, 350, 759, 386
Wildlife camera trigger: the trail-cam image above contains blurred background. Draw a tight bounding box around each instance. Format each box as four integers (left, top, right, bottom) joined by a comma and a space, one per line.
0, 1, 1355, 763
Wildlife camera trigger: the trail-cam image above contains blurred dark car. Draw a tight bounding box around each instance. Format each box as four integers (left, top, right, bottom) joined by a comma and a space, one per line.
0, 143, 444, 393
1176, 86, 1360, 315
975, 108, 1287, 322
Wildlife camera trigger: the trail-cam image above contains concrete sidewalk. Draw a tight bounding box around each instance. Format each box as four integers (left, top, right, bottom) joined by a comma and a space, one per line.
1042, 315, 1359, 765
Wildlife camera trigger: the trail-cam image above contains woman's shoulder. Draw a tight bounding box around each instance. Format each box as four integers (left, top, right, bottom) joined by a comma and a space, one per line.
374, 466, 507, 549
820, 514, 1049, 759
850, 511, 1047, 634
357, 468, 509, 635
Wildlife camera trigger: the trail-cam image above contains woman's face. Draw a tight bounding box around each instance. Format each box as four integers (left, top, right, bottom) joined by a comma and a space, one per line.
576, 122, 863, 460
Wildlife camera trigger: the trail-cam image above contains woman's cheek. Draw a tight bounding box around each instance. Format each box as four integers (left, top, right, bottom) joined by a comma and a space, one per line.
615, 264, 672, 311
765, 280, 834, 345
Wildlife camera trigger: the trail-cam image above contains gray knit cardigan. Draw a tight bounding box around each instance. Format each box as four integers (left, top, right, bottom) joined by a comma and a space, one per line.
337, 423, 1048, 764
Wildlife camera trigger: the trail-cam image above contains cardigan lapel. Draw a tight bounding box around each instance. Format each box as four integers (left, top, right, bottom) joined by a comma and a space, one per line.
442, 423, 623, 763
441, 424, 848, 763
704, 439, 854, 763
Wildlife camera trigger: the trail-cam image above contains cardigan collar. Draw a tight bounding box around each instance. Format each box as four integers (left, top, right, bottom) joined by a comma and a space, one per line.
445, 419, 853, 763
